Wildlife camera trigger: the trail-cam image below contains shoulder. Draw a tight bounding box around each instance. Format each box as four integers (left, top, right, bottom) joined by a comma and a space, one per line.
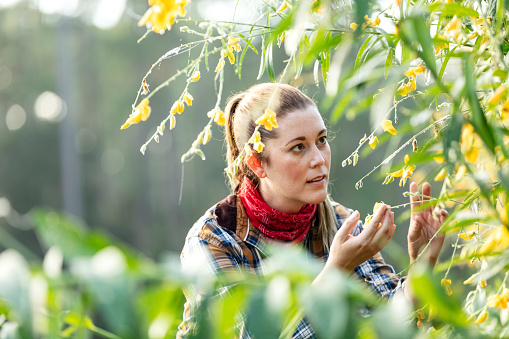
183, 195, 240, 252
330, 200, 354, 220
329, 200, 363, 236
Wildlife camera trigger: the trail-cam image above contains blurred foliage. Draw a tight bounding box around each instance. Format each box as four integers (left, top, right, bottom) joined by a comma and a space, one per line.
1, 0, 509, 337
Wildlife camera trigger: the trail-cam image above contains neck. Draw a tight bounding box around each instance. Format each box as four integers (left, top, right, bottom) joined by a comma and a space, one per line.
258, 181, 303, 214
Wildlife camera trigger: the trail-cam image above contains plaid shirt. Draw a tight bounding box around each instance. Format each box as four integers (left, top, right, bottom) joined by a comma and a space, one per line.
177, 195, 404, 338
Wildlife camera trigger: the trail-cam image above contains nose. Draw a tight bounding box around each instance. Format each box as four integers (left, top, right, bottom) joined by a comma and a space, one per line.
309, 145, 325, 168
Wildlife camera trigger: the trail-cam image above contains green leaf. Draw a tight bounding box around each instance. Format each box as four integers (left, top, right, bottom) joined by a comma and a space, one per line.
266, 42, 275, 81
238, 33, 258, 54
428, 2, 479, 17
410, 264, 468, 327
398, 16, 438, 78
384, 48, 393, 79
257, 36, 266, 80
355, 35, 373, 71
245, 287, 283, 339
463, 56, 496, 153
330, 89, 355, 123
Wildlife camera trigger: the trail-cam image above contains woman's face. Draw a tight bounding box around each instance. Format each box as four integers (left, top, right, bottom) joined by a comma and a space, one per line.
257, 105, 331, 214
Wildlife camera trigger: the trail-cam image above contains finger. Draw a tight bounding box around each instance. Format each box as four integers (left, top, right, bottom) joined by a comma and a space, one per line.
409, 182, 420, 215
422, 182, 432, 212
336, 211, 360, 241
373, 209, 395, 247
360, 204, 388, 240
408, 214, 424, 240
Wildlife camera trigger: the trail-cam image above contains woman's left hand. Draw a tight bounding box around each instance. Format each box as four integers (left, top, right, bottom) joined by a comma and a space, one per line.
407, 182, 448, 267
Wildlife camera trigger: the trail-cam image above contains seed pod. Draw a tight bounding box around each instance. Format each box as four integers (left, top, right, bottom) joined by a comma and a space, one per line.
170, 115, 176, 130
342, 160, 347, 167
155, 135, 160, 143
360, 134, 367, 144
203, 127, 211, 145
353, 153, 359, 166
195, 149, 206, 160
412, 139, 418, 152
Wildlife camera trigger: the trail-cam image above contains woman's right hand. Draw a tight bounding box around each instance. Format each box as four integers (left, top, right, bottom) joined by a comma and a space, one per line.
324, 204, 395, 273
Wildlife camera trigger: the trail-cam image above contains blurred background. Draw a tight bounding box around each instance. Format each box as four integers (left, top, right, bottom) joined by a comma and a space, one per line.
0, 0, 420, 270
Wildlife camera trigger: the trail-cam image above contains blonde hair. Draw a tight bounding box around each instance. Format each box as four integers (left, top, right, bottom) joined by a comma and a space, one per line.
224, 83, 337, 249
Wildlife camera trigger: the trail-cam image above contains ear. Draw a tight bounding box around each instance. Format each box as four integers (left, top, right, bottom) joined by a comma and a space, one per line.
246, 152, 267, 178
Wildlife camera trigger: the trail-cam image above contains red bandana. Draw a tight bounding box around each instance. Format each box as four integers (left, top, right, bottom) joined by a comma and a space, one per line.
239, 177, 317, 243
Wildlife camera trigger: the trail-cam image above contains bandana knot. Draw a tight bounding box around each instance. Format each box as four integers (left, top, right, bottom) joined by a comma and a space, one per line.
239, 177, 316, 243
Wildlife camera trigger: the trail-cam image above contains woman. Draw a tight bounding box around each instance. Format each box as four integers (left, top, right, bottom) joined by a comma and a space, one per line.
177, 83, 447, 338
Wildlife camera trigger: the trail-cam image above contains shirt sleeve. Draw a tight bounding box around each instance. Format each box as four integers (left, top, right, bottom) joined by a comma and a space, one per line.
177, 226, 244, 338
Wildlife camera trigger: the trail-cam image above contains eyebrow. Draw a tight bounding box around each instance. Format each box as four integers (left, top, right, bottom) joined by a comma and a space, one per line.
284, 128, 327, 146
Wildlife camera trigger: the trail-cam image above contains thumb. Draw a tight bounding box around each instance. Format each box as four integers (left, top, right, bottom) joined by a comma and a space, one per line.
337, 211, 360, 242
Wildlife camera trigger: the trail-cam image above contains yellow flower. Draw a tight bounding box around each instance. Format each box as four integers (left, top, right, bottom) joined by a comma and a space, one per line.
441, 279, 453, 296
479, 280, 487, 288
249, 130, 265, 153
190, 70, 200, 82
434, 168, 447, 181
459, 229, 477, 241
138, 0, 190, 34
207, 108, 226, 126
312, 0, 324, 16
369, 136, 378, 149
215, 58, 225, 72
488, 85, 507, 105
478, 226, 509, 255
370, 17, 381, 27
501, 101, 509, 119
382, 119, 398, 135
435, 35, 449, 55
455, 165, 467, 180
407, 77, 417, 92
170, 114, 176, 130
463, 273, 478, 284
475, 308, 488, 324
390, 158, 415, 187
413, 64, 425, 75
488, 289, 509, 309
277, 31, 286, 47
350, 22, 359, 30
121, 98, 151, 130
460, 124, 479, 163
433, 155, 445, 163
404, 154, 410, 164
171, 100, 185, 114
276, 1, 288, 13
255, 108, 278, 131
397, 82, 410, 96
227, 36, 242, 54
183, 92, 193, 106
445, 15, 462, 39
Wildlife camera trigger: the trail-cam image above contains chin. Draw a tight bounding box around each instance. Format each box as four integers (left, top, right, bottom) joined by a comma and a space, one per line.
307, 191, 328, 205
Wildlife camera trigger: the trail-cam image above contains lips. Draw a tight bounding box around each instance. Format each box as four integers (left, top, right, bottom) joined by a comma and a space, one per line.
307, 175, 326, 183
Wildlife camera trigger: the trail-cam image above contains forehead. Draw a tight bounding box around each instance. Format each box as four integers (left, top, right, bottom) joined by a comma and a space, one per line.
276, 106, 325, 138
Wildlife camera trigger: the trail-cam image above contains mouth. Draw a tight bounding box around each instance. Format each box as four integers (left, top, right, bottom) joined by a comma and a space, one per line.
307, 175, 326, 183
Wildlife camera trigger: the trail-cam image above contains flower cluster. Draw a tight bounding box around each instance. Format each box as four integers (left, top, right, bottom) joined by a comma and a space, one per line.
383, 154, 415, 187
255, 108, 278, 131
215, 36, 242, 72
138, 0, 190, 34
350, 15, 381, 30
397, 64, 425, 97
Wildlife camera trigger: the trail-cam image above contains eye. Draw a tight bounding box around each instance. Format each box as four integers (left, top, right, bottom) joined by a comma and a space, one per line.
317, 135, 327, 145
291, 144, 305, 152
